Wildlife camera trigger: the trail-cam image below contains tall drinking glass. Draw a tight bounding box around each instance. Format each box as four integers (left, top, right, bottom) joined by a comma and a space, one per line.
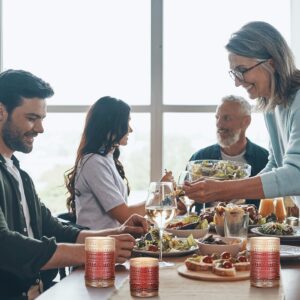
258, 198, 275, 217
224, 207, 249, 251
177, 171, 194, 216
145, 182, 177, 268
274, 197, 287, 223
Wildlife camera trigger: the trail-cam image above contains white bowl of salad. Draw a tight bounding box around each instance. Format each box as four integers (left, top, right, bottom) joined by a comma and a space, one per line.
166, 215, 209, 239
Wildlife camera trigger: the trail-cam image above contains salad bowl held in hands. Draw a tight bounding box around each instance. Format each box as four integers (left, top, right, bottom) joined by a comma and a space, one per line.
187, 159, 251, 182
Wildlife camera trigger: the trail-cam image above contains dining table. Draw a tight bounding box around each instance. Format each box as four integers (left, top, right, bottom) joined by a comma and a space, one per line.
37, 238, 300, 300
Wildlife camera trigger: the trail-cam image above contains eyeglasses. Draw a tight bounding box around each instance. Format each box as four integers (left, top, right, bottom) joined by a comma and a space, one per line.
229, 60, 266, 82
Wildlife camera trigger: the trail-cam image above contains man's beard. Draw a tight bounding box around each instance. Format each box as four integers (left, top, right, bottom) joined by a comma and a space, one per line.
217, 129, 241, 148
2, 118, 34, 153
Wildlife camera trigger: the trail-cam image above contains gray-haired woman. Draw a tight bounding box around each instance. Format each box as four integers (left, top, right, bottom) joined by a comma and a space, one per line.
184, 21, 300, 207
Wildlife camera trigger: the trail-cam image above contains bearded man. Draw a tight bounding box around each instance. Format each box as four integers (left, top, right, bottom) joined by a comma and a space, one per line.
190, 95, 268, 210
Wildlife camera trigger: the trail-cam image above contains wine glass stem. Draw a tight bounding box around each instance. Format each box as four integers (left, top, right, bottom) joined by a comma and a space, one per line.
159, 227, 163, 262
186, 205, 190, 216
202, 203, 206, 213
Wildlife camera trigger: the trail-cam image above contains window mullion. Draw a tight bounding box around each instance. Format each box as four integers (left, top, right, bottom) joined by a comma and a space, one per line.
151, 0, 163, 181
291, 0, 300, 67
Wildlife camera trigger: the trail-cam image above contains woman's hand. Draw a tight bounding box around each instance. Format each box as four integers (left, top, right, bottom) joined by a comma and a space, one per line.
109, 234, 136, 263
184, 176, 264, 205
118, 214, 148, 237
183, 179, 220, 203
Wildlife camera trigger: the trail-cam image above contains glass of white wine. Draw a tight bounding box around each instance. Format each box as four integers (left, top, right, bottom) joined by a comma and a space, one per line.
145, 181, 177, 268
177, 171, 194, 216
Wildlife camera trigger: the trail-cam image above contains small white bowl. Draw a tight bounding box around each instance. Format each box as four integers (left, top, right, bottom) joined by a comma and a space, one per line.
165, 227, 209, 239
197, 236, 242, 256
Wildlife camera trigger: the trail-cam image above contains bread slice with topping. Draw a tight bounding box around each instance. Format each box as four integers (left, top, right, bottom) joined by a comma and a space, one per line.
232, 255, 250, 271
185, 255, 215, 271
212, 259, 236, 276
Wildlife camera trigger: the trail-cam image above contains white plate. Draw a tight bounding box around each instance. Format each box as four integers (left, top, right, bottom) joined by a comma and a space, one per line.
280, 245, 300, 259
132, 245, 198, 257
251, 226, 300, 241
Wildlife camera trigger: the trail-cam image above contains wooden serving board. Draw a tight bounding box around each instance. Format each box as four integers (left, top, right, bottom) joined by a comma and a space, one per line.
177, 265, 250, 282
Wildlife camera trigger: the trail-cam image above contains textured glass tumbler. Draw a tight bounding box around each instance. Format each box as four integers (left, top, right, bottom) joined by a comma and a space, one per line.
85, 237, 115, 288
130, 257, 159, 297
250, 237, 280, 287
224, 209, 249, 251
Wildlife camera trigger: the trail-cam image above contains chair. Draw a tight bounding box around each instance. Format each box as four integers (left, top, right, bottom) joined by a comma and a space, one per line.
56, 211, 76, 224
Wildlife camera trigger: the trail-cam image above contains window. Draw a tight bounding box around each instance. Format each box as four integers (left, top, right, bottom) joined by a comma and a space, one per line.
163, 0, 291, 104
2, 0, 150, 105
0, 0, 296, 211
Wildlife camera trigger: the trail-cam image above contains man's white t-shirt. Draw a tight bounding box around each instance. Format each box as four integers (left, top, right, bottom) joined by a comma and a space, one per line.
4, 156, 34, 238
221, 150, 247, 164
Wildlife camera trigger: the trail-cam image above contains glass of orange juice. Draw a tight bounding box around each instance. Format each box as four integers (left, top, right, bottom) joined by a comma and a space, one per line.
274, 197, 287, 223
258, 198, 275, 217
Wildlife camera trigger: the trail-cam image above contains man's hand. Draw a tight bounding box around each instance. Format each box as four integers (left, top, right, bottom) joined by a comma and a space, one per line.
161, 169, 174, 182
109, 234, 136, 263
161, 169, 176, 189
118, 214, 148, 238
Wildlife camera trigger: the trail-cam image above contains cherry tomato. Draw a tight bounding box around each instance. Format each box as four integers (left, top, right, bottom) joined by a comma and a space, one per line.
202, 256, 213, 264
222, 261, 233, 269
237, 255, 247, 262
148, 245, 158, 252
221, 252, 231, 259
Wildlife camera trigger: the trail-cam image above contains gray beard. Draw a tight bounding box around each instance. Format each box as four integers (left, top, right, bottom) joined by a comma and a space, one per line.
217, 130, 241, 148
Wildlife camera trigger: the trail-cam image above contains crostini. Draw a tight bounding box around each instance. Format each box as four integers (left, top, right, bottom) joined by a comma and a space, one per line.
212, 259, 236, 277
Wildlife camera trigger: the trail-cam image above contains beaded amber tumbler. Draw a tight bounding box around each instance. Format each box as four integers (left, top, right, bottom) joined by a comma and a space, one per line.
130, 257, 159, 297
85, 237, 115, 288
250, 237, 280, 288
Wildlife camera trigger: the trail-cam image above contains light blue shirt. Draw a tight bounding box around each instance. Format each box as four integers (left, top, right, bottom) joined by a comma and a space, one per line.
260, 89, 300, 206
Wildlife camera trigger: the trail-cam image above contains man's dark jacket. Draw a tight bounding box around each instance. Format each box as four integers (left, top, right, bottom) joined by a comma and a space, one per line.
0, 154, 81, 299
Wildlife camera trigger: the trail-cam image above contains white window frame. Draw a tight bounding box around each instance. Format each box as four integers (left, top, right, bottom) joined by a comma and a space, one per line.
0, 0, 299, 181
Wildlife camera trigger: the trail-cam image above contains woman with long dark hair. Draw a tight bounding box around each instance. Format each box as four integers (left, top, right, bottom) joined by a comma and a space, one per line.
65, 96, 146, 230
